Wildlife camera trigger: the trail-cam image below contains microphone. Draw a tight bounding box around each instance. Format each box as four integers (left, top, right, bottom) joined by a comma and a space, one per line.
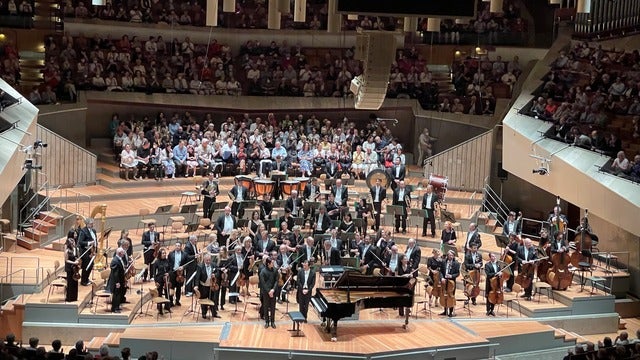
556, 196, 560, 206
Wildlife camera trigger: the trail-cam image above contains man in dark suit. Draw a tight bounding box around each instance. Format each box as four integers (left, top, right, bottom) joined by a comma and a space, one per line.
255, 231, 277, 258
550, 232, 568, 254
77, 218, 98, 286
325, 193, 340, 221
272, 155, 288, 172
226, 245, 248, 305
331, 179, 348, 208
440, 250, 460, 317
259, 258, 280, 328
389, 157, 406, 189
192, 253, 220, 319
285, 190, 303, 218
279, 208, 295, 230
484, 252, 501, 316
303, 177, 321, 220
463, 245, 483, 305
369, 178, 386, 231
229, 179, 248, 218
167, 242, 187, 306
421, 185, 439, 238
502, 211, 522, 237
358, 235, 381, 275
404, 238, 422, 270
108, 248, 126, 313
215, 206, 237, 244
201, 173, 219, 220
463, 223, 482, 253
517, 238, 538, 300
141, 222, 161, 282
321, 239, 341, 265
183, 235, 198, 297
297, 236, 317, 264
327, 228, 343, 255
392, 181, 411, 234
296, 259, 316, 320
313, 206, 331, 237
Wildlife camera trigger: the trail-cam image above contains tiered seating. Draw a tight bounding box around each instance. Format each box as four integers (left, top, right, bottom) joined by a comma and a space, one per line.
0, 41, 20, 86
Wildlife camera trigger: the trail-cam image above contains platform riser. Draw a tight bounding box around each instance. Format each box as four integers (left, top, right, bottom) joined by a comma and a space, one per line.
540, 314, 620, 335
22, 323, 123, 346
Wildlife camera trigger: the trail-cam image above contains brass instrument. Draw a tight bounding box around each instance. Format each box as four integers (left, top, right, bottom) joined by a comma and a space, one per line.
90, 204, 109, 271
404, 195, 411, 216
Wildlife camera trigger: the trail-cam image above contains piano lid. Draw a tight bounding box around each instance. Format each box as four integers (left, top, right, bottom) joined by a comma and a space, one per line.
333, 269, 414, 288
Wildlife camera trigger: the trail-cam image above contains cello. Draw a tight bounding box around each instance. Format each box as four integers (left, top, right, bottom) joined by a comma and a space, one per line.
515, 257, 549, 290
430, 269, 443, 305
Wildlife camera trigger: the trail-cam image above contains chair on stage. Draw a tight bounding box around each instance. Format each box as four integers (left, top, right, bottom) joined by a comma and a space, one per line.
147, 287, 173, 321
501, 283, 522, 318
46, 268, 67, 304
191, 288, 215, 322
92, 269, 113, 313
413, 284, 432, 319
137, 208, 157, 234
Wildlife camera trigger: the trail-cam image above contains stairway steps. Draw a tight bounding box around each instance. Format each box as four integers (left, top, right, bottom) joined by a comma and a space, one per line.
16, 235, 39, 250
104, 332, 122, 347
39, 211, 63, 225
86, 336, 106, 352
32, 219, 56, 233
23, 227, 47, 242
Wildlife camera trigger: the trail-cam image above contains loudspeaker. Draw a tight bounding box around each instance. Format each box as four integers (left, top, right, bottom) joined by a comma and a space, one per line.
497, 162, 508, 180
351, 32, 396, 110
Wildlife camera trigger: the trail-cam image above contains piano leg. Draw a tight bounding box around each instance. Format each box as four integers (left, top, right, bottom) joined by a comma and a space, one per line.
330, 319, 338, 342
403, 308, 410, 330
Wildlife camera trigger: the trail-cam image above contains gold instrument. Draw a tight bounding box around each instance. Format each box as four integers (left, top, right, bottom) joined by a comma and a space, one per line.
404, 195, 411, 216
90, 204, 109, 271
366, 168, 392, 188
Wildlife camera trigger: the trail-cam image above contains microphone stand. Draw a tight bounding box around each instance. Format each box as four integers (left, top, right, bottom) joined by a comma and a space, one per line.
133, 268, 151, 319
183, 270, 199, 317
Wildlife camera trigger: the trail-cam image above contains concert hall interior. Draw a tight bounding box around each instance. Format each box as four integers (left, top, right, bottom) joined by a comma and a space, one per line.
1, 0, 640, 359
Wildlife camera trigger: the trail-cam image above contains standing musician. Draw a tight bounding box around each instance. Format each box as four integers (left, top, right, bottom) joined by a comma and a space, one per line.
276, 244, 295, 302
296, 259, 316, 321
255, 230, 277, 258
389, 157, 406, 189
547, 205, 568, 239
201, 172, 219, 220
369, 178, 386, 232
502, 211, 522, 237
64, 238, 80, 302
297, 237, 317, 264
575, 216, 592, 233
463, 245, 483, 305
168, 242, 186, 307
259, 258, 280, 329
118, 239, 132, 305
226, 246, 246, 305
215, 206, 237, 245
183, 235, 199, 297
141, 223, 160, 282
517, 238, 538, 301
259, 194, 273, 221
503, 233, 520, 292
405, 238, 422, 271
77, 218, 98, 286
383, 245, 401, 275
229, 178, 248, 218
153, 248, 173, 315
393, 181, 411, 234
397, 255, 416, 316
67, 216, 85, 241
358, 235, 380, 275
215, 247, 229, 310
290, 225, 304, 247
119, 230, 133, 258
193, 253, 220, 319
327, 228, 343, 254
440, 250, 460, 317
303, 177, 321, 219
285, 190, 303, 218
332, 178, 349, 209
421, 185, 439, 238
276, 221, 293, 246
550, 231, 568, 255
339, 212, 355, 234
313, 206, 331, 238
427, 249, 443, 306
441, 221, 457, 248
108, 248, 126, 313
355, 198, 372, 235
247, 211, 263, 240
321, 239, 341, 266
463, 223, 482, 253
484, 253, 502, 316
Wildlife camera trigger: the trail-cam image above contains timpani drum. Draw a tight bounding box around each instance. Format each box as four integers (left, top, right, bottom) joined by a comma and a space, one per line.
235, 175, 254, 198
428, 174, 448, 195
280, 180, 300, 196
295, 177, 309, 193
254, 179, 275, 197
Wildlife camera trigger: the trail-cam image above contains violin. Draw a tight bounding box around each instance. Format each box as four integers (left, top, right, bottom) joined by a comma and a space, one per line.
211, 271, 220, 291
73, 258, 82, 282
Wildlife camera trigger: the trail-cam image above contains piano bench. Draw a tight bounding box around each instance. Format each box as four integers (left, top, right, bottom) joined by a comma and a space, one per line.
287, 311, 306, 337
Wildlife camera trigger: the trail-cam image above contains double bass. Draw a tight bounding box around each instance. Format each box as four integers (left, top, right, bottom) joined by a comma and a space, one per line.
570, 210, 597, 267
488, 275, 504, 305
440, 279, 456, 309
515, 256, 549, 290
548, 239, 573, 290
464, 269, 481, 300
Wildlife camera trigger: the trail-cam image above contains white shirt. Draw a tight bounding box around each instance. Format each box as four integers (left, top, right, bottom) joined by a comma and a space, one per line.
335, 187, 343, 205
524, 247, 529, 260
330, 238, 338, 249
236, 187, 244, 201
223, 215, 234, 233
425, 193, 434, 209
303, 270, 310, 289
395, 167, 400, 178
316, 214, 324, 230
446, 260, 452, 276
374, 186, 380, 202
306, 246, 312, 260
205, 265, 212, 286
398, 189, 405, 199
389, 254, 398, 272
406, 246, 413, 259
173, 251, 182, 270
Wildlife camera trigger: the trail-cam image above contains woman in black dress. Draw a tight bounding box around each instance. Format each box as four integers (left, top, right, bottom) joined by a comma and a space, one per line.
153, 248, 172, 315
64, 238, 79, 302
440, 221, 457, 251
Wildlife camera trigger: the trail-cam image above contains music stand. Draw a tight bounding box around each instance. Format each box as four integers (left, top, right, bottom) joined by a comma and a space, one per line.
180, 204, 198, 214
184, 223, 199, 233
263, 219, 278, 232
340, 233, 355, 248
213, 201, 227, 210
331, 220, 341, 229
314, 234, 330, 246
273, 199, 287, 209
324, 178, 336, 188
293, 217, 304, 226
155, 204, 173, 214
443, 244, 458, 259
494, 234, 509, 249
340, 257, 359, 268
410, 209, 428, 238
241, 200, 257, 211
386, 205, 405, 218
237, 219, 249, 229
352, 218, 364, 231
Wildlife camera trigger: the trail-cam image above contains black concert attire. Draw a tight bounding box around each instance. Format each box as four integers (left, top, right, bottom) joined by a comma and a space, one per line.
77, 225, 98, 286
303, 182, 321, 219
325, 199, 340, 221
421, 191, 438, 237
484, 260, 500, 315
505, 239, 519, 291
108, 255, 126, 313
259, 264, 280, 327
427, 255, 442, 286
463, 229, 482, 253
440, 257, 460, 316
168, 249, 187, 305
296, 267, 316, 319
369, 184, 386, 231
285, 196, 303, 218
183, 240, 198, 295
358, 243, 381, 275
201, 178, 219, 219
441, 228, 457, 245
405, 243, 422, 271
313, 211, 331, 238
141, 227, 161, 281
153, 257, 172, 313
517, 244, 538, 298
65, 245, 79, 302
396, 260, 417, 316
259, 199, 273, 221
463, 251, 483, 304
229, 185, 248, 218
215, 213, 237, 245
194, 262, 219, 318
393, 187, 410, 233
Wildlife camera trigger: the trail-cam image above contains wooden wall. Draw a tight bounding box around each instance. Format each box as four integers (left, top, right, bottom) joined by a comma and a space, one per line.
35, 125, 97, 188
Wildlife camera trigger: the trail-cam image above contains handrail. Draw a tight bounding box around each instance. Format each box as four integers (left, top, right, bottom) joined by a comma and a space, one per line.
61, 188, 91, 215
0, 268, 25, 302
36, 124, 96, 159
423, 129, 493, 170
468, 191, 477, 215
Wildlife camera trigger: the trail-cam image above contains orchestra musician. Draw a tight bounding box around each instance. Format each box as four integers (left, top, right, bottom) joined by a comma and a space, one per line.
64, 238, 79, 302
118, 230, 133, 258
463, 223, 482, 253
259, 258, 280, 329
383, 245, 401, 275
118, 239, 132, 305
227, 245, 247, 305
193, 253, 220, 319
550, 231, 568, 255
67, 215, 85, 241
77, 218, 98, 286
327, 228, 343, 255
276, 221, 292, 246
355, 198, 372, 235
484, 253, 501, 316
303, 177, 321, 219
248, 211, 263, 239
229, 178, 248, 218
182, 235, 199, 297
153, 248, 172, 315
548, 205, 568, 239
539, 228, 550, 248
201, 172, 219, 220
297, 237, 317, 264
405, 238, 422, 271
517, 238, 538, 301
421, 185, 439, 238
427, 249, 443, 306
141, 223, 160, 282
325, 193, 340, 221
502, 211, 522, 237
285, 190, 303, 218
255, 230, 277, 258
313, 206, 331, 238
503, 233, 520, 292
290, 225, 304, 247
296, 259, 316, 321
215, 206, 237, 245
440, 250, 460, 317
463, 245, 483, 306
322, 239, 341, 265
168, 242, 186, 307
393, 181, 410, 234
278, 208, 295, 231
359, 235, 380, 275
259, 194, 273, 221
397, 255, 416, 316
332, 179, 348, 209
339, 212, 356, 234
215, 246, 229, 310
369, 178, 386, 231
441, 221, 457, 249
108, 248, 127, 313
575, 216, 592, 233
389, 157, 406, 189
276, 244, 295, 302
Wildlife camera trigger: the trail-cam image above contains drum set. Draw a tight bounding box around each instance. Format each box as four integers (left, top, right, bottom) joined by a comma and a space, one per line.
237, 175, 310, 198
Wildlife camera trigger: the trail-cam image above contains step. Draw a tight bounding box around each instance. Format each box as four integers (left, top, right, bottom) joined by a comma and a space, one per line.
16, 235, 39, 250
1, 233, 18, 252
39, 211, 63, 225
23, 227, 47, 242
104, 332, 122, 347
32, 219, 56, 234
486, 218, 498, 232
44, 238, 66, 252
86, 336, 106, 352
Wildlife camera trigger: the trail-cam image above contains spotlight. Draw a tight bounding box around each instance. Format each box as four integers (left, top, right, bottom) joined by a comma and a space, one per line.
34, 140, 48, 148
532, 167, 548, 175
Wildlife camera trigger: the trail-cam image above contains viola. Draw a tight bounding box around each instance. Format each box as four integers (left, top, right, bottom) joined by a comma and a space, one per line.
73, 258, 82, 282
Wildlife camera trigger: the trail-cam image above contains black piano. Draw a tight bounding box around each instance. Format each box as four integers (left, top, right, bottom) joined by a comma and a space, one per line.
310, 269, 416, 340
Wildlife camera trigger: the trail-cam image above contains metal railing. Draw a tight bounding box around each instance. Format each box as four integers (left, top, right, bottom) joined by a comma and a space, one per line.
54, 188, 91, 216
481, 179, 511, 227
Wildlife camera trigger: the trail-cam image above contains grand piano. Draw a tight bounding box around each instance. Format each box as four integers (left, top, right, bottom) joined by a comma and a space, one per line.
310, 269, 416, 341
